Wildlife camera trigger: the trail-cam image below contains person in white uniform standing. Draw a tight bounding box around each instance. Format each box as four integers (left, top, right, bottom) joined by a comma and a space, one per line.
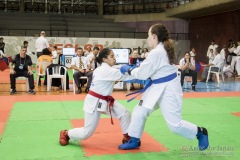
59, 48, 136, 146
118, 23, 209, 151
35, 31, 49, 58
207, 40, 218, 64
51, 46, 59, 64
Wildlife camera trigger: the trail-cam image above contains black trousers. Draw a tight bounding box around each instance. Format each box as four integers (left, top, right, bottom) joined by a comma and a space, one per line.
73, 70, 93, 88
10, 70, 35, 90
180, 69, 197, 86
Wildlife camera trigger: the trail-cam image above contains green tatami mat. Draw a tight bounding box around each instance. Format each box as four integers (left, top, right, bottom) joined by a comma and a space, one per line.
0, 98, 239, 160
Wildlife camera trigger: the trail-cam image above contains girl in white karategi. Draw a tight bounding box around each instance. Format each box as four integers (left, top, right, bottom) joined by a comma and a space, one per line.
118, 24, 209, 151
207, 40, 218, 64
59, 48, 134, 146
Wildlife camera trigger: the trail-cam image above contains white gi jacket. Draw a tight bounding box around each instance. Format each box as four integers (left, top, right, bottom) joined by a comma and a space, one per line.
131, 42, 178, 109
84, 62, 133, 113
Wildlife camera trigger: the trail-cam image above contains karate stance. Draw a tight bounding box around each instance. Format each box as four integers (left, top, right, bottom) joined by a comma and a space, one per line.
118, 24, 209, 151
59, 48, 134, 146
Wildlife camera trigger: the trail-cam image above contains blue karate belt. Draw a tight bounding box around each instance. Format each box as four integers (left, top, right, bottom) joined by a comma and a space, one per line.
126, 72, 177, 102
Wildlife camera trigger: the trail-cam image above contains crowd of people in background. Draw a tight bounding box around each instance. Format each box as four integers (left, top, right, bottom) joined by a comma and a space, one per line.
1, 30, 240, 95
205, 39, 240, 79
177, 38, 240, 91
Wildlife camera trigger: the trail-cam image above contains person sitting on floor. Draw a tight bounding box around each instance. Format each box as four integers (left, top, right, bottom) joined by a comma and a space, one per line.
9, 46, 35, 95
179, 52, 197, 91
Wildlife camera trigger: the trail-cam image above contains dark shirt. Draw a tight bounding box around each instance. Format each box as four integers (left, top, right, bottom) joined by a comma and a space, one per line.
12, 54, 32, 71
0, 42, 5, 53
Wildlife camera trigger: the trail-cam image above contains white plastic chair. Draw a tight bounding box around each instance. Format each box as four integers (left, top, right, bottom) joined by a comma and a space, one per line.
72, 69, 88, 93
206, 61, 225, 83
46, 66, 67, 91
36, 61, 51, 86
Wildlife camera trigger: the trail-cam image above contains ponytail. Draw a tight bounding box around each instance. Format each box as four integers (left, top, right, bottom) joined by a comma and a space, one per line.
150, 23, 176, 64
164, 39, 175, 64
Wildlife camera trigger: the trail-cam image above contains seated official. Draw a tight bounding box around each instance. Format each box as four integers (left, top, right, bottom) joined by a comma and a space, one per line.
71, 47, 93, 94
179, 52, 197, 91
9, 46, 35, 95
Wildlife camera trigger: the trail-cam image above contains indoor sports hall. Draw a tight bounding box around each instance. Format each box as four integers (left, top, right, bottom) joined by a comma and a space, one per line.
0, 0, 240, 160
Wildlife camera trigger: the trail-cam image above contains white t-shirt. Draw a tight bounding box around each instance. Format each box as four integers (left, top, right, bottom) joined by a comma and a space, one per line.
35, 36, 49, 52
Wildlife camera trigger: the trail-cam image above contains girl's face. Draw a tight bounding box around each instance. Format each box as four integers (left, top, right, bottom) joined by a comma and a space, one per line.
147, 28, 155, 48
184, 53, 190, 59
103, 51, 116, 66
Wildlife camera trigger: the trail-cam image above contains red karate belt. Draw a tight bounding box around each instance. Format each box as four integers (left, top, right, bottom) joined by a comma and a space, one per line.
88, 90, 115, 125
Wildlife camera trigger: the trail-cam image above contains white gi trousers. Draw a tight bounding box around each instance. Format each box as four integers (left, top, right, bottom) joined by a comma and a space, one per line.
128, 78, 198, 140
68, 100, 131, 141
235, 58, 240, 76
230, 56, 239, 69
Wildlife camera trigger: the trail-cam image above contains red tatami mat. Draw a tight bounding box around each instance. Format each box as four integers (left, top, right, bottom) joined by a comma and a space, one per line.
0, 100, 14, 135
231, 112, 240, 117
71, 118, 168, 157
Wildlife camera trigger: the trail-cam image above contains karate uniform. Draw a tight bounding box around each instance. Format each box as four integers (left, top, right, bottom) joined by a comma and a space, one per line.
231, 45, 240, 72
68, 62, 133, 141
128, 43, 198, 140
207, 44, 218, 64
